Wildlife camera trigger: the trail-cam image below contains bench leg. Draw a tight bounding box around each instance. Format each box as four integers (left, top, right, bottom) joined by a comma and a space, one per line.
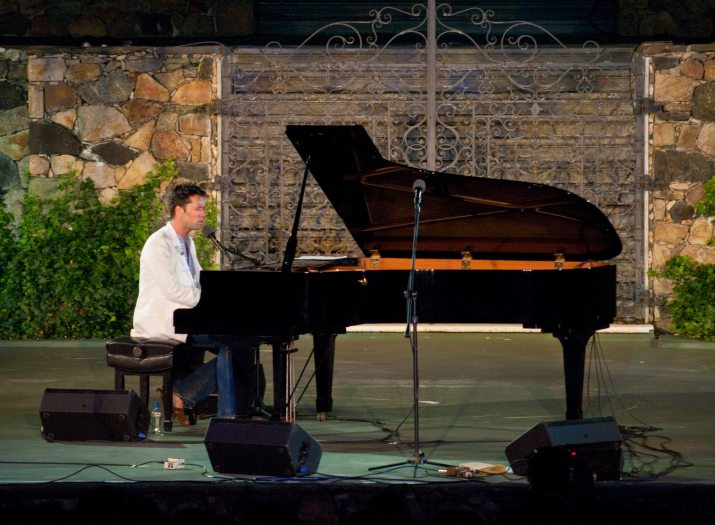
138, 375, 151, 409
161, 372, 173, 432
114, 369, 125, 391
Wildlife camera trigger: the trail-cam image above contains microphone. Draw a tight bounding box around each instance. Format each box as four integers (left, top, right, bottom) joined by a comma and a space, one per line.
202, 226, 230, 257
412, 178, 426, 205
202, 226, 263, 266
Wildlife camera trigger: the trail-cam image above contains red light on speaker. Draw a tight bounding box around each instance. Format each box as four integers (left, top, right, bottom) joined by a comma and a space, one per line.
505, 417, 623, 481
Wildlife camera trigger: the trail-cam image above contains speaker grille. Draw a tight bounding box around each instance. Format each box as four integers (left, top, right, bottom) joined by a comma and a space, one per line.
204, 418, 322, 476
39, 388, 148, 442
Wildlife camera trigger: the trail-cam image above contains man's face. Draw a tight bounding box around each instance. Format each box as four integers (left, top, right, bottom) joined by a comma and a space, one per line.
176, 194, 206, 234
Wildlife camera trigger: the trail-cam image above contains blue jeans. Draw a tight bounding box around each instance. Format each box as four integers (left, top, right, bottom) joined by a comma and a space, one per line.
173, 334, 260, 418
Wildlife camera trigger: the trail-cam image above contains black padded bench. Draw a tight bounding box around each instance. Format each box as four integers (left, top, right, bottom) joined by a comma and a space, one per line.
105, 337, 205, 432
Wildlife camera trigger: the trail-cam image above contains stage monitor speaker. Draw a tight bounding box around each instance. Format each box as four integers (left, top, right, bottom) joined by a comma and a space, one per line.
204, 418, 322, 477
505, 417, 623, 481
39, 388, 149, 442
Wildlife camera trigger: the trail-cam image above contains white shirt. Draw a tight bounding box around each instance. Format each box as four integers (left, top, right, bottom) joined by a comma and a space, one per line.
131, 222, 202, 342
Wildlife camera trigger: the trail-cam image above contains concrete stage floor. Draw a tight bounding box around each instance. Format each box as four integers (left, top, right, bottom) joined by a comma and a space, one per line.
1, 328, 715, 524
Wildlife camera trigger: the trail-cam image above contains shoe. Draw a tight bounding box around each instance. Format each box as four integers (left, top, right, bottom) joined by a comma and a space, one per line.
172, 407, 191, 426
157, 388, 194, 427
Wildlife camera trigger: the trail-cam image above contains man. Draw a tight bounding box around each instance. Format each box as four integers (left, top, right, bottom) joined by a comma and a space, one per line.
132, 182, 247, 423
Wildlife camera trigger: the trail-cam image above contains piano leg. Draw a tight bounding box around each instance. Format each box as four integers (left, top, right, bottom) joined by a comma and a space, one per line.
313, 333, 337, 421
554, 328, 593, 420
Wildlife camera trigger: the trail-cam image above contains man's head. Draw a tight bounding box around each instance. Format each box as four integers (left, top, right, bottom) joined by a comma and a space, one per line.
168, 183, 207, 218
168, 183, 208, 237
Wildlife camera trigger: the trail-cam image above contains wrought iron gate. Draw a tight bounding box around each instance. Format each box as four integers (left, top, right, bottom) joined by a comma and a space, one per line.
220, 3, 644, 322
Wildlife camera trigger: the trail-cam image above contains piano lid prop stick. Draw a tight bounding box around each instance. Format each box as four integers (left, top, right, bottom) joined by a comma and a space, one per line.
281, 154, 311, 274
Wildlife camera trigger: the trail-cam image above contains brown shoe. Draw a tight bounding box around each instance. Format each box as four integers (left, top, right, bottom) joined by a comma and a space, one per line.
172, 407, 191, 426
157, 388, 193, 427
171, 393, 194, 426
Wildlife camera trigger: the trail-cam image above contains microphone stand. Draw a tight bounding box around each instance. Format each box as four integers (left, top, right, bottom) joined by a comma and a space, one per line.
369, 179, 451, 476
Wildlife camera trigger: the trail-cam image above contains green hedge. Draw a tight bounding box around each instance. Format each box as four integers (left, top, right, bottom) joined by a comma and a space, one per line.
655, 256, 715, 341
0, 160, 216, 340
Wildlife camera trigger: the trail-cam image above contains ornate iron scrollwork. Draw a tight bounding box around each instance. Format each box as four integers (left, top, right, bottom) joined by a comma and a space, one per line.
221, 2, 643, 321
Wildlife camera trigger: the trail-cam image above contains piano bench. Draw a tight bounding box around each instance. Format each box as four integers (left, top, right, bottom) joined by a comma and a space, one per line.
105, 337, 206, 432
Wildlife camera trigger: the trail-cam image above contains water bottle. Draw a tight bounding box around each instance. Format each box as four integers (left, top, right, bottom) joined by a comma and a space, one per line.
152, 401, 162, 435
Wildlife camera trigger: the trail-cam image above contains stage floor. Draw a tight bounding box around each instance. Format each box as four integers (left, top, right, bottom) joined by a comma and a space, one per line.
1, 330, 715, 523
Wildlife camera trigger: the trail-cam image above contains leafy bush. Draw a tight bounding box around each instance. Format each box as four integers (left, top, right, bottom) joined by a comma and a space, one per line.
694, 175, 715, 217
0, 160, 217, 340
653, 256, 715, 341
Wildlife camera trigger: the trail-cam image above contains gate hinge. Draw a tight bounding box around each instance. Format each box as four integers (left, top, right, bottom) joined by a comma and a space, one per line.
636, 98, 664, 114
638, 175, 662, 191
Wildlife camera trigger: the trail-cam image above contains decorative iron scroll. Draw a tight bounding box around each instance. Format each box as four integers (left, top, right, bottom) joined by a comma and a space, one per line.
221, 3, 643, 321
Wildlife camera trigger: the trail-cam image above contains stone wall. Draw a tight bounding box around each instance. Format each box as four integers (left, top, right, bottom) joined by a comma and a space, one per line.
0, 47, 27, 214
1, 42, 714, 332
0, 45, 220, 219
645, 42, 715, 333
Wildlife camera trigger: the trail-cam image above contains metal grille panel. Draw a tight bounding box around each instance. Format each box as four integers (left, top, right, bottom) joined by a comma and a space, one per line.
220, 4, 643, 322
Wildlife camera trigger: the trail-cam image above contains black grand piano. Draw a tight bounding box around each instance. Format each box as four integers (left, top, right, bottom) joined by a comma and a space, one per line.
175, 124, 622, 421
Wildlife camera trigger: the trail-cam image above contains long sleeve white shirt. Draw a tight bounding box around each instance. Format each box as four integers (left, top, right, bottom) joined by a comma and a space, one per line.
131, 222, 202, 342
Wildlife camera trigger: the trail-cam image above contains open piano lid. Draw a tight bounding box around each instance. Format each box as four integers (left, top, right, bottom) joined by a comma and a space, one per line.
286, 125, 622, 262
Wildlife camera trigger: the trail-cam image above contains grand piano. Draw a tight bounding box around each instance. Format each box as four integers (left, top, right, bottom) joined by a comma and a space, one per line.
175, 124, 622, 421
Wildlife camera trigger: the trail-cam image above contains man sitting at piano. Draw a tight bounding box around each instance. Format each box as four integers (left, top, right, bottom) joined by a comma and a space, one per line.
131, 182, 259, 424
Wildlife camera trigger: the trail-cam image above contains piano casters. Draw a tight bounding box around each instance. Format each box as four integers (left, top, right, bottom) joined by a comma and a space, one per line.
369, 179, 452, 476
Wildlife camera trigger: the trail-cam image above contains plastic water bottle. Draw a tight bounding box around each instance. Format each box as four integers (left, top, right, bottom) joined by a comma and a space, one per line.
152, 401, 162, 435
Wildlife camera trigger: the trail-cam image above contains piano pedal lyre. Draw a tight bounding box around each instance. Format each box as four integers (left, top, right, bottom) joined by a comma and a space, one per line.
280, 339, 298, 422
